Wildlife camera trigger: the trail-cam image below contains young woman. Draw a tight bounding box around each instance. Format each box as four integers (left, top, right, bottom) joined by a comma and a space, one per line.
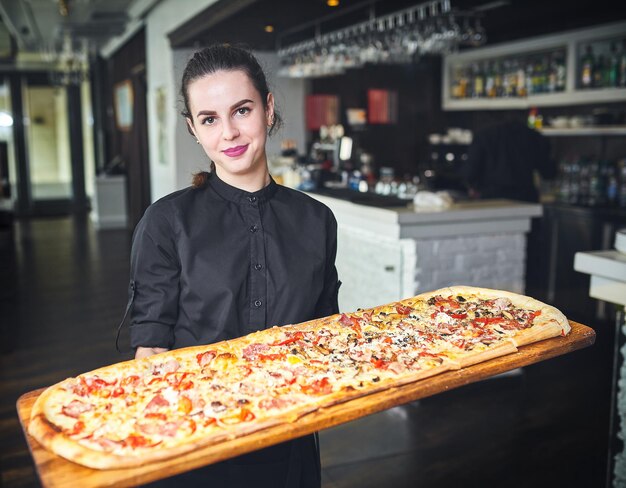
128, 45, 340, 487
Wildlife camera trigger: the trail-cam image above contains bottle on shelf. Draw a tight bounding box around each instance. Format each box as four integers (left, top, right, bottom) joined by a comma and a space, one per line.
505, 59, 517, 97
472, 62, 485, 98
485, 63, 496, 98
609, 42, 620, 88
568, 160, 581, 205
494, 60, 504, 97
578, 161, 591, 206
555, 51, 566, 92
548, 53, 558, 93
606, 162, 619, 206
580, 45, 595, 89
517, 58, 527, 97
593, 54, 606, 88
588, 161, 605, 207
619, 160, 626, 208
525, 58, 535, 96
527, 107, 538, 129
619, 39, 626, 88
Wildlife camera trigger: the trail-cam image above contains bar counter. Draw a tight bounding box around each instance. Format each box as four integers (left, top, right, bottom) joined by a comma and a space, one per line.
306, 192, 542, 312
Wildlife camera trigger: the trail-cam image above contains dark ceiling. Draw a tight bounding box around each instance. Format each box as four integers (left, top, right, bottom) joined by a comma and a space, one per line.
174, 0, 625, 52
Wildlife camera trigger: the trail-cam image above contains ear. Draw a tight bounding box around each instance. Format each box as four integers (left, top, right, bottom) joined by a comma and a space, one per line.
186, 118, 198, 140
266, 93, 275, 126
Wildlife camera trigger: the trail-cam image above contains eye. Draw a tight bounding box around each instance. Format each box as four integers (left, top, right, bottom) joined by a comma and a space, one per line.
201, 116, 216, 125
235, 107, 251, 117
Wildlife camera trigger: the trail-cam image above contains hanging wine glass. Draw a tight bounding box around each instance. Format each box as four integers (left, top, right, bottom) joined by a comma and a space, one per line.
471, 17, 486, 47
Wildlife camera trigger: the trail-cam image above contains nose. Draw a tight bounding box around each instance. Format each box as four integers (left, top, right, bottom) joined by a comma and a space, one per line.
222, 119, 240, 141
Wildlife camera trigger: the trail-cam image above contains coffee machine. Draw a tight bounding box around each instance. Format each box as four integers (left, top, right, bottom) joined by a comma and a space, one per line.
422, 129, 472, 192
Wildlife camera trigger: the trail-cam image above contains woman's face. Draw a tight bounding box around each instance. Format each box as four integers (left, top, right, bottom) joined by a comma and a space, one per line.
186, 69, 274, 185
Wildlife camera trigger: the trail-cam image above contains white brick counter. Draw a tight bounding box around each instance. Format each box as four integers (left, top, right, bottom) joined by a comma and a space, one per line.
306, 195, 542, 312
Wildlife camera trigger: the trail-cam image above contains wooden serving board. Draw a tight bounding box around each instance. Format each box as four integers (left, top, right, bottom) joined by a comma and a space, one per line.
17, 321, 595, 488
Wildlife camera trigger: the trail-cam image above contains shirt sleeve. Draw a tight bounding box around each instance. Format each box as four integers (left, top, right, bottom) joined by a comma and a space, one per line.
313, 210, 341, 318
128, 204, 180, 349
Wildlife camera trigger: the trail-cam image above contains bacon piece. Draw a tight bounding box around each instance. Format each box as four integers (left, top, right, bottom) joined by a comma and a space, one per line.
145, 393, 170, 412
137, 420, 182, 437
242, 343, 270, 361
61, 400, 93, 418
499, 319, 524, 331
258, 397, 296, 410
386, 361, 406, 374
162, 359, 180, 374
196, 350, 217, 367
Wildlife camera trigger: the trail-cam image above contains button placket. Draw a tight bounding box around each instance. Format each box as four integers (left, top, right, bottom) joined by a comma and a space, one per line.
246, 197, 266, 331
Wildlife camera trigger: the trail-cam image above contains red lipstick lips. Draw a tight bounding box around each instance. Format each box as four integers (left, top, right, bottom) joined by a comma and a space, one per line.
223, 144, 249, 157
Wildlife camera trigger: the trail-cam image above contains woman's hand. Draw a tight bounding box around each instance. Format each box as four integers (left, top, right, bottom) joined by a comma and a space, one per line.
135, 347, 169, 360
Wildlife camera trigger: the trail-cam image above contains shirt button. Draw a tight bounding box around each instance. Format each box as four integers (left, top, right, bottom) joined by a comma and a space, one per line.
248, 196, 257, 203
249, 225, 258, 233
254, 263, 263, 271
254, 299, 262, 307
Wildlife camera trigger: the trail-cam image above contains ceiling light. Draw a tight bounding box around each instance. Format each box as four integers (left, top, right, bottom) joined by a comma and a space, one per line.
264, 25, 274, 33
327, 0, 340, 7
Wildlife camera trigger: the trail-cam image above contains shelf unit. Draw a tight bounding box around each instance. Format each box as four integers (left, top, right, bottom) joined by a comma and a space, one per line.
442, 21, 626, 111
539, 126, 626, 136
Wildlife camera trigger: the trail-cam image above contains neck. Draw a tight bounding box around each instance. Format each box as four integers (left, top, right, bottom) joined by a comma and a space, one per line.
214, 166, 271, 193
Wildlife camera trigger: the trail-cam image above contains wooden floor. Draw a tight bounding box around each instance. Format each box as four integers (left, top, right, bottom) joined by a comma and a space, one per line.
0, 216, 615, 487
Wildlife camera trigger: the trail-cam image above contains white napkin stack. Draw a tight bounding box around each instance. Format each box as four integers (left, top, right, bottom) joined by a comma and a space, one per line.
413, 191, 454, 210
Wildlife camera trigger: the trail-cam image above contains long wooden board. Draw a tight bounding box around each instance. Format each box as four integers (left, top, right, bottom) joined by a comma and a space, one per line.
17, 321, 595, 488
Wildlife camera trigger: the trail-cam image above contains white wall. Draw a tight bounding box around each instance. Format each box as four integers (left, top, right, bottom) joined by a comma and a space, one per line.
144, 0, 220, 201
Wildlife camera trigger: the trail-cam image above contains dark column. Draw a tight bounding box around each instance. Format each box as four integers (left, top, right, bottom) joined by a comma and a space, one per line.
67, 83, 88, 212
10, 74, 31, 216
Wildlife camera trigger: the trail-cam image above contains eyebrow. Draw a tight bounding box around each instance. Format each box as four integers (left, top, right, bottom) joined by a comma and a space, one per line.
196, 99, 255, 118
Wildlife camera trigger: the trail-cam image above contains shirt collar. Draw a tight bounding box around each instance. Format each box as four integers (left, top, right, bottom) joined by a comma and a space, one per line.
208, 171, 278, 204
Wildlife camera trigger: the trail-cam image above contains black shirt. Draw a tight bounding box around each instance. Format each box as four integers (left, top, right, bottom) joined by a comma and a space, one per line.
463, 121, 556, 202
129, 172, 340, 350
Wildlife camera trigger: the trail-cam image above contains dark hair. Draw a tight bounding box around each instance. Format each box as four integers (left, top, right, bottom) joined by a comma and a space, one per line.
181, 44, 283, 188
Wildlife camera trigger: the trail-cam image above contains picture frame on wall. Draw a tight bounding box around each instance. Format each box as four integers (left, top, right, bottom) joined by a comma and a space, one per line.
114, 80, 134, 131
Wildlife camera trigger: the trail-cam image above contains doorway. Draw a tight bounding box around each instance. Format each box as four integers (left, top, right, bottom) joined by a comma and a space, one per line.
9, 73, 92, 217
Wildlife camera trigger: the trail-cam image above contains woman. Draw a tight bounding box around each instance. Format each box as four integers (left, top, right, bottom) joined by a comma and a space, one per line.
128, 45, 340, 487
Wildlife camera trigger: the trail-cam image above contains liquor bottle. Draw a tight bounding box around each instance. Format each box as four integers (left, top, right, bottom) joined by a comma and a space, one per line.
502, 60, 512, 97
451, 67, 464, 99
555, 51, 566, 92
609, 42, 620, 88
593, 54, 604, 88
578, 161, 590, 206
620, 40, 626, 88
531, 57, 542, 94
580, 45, 594, 88
472, 62, 485, 98
485, 63, 496, 98
517, 58, 527, 97
606, 162, 618, 206
548, 53, 558, 92
525, 59, 534, 96
494, 60, 504, 97
527, 107, 538, 129
588, 161, 604, 207
459, 66, 470, 98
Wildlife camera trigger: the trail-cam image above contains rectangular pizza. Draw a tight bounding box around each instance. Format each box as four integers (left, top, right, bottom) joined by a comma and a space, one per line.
27, 286, 570, 470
